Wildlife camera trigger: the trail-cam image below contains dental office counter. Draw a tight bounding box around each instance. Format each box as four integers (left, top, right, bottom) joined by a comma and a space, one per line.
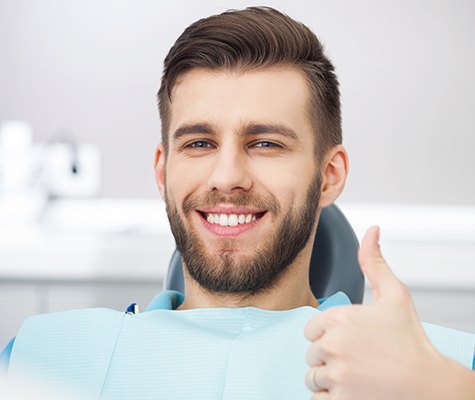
0, 199, 474, 346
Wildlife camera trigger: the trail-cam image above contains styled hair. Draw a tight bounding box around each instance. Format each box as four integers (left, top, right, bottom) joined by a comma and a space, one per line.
157, 6, 341, 161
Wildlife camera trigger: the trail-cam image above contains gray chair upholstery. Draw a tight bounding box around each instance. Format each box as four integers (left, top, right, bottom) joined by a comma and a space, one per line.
164, 204, 365, 304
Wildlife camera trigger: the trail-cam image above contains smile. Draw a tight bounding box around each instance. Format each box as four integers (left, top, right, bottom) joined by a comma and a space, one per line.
203, 212, 266, 226
197, 208, 267, 236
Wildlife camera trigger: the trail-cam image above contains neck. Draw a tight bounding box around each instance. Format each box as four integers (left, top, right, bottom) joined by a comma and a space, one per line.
176, 247, 319, 311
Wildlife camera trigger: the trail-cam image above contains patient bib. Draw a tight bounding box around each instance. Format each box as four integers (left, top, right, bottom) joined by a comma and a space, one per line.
8, 291, 475, 399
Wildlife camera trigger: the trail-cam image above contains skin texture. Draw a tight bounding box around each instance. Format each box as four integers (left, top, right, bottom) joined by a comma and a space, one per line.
304, 226, 475, 400
154, 66, 348, 310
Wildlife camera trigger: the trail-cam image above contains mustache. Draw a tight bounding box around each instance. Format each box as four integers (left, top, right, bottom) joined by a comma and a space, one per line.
182, 191, 280, 215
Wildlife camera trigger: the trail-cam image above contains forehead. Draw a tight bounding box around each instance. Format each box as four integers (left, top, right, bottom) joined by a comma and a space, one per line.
168, 66, 314, 139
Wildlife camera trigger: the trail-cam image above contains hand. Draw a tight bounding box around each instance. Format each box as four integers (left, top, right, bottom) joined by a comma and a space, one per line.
304, 226, 471, 400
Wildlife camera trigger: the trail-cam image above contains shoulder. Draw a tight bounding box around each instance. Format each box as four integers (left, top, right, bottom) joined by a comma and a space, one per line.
8, 308, 126, 380
14, 308, 124, 354
15, 307, 125, 349
21, 307, 123, 328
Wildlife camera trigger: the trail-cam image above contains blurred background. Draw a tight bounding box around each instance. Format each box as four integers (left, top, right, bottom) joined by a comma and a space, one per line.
0, 0, 474, 346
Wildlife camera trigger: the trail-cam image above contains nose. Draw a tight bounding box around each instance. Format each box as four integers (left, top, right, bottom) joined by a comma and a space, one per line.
207, 148, 252, 194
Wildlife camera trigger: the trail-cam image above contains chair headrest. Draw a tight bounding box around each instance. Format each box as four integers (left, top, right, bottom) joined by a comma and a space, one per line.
310, 204, 364, 303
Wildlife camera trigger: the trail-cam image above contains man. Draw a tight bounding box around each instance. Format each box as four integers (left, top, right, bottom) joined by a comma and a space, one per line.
2, 6, 474, 399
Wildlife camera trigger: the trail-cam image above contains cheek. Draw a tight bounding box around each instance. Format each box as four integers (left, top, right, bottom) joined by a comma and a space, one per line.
253, 157, 313, 194
165, 160, 208, 202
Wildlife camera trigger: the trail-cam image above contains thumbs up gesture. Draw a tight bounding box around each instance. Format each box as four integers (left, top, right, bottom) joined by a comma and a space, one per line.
304, 226, 467, 400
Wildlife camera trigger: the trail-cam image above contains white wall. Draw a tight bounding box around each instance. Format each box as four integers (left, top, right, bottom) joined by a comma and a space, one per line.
1, 0, 474, 203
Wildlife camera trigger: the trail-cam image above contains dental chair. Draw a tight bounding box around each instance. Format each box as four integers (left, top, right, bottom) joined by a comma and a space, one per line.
164, 204, 365, 304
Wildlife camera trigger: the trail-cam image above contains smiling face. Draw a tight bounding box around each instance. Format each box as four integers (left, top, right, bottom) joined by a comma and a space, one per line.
155, 67, 325, 294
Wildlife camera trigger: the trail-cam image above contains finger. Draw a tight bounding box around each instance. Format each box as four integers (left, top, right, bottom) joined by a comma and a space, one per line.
305, 366, 320, 392
306, 365, 333, 392
358, 226, 403, 302
305, 339, 328, 366
304, 311, 327, 342
311, 391, 330, 400
305, 366, 331, 394
358, 225, 383, 272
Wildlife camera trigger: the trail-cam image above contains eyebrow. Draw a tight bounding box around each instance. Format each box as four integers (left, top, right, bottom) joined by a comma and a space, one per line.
172, 122, 216, 141
172, 122, 300, 143
242, 123, 300, 142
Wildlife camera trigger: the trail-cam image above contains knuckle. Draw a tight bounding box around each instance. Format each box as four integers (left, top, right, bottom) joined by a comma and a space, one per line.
325, 307, 349, 326
399, 283, 412, 300
304, 317, 321, 340
319, 336, 340, 357
306, 341, 324, 366
393, 282, 412, 305
303, 321, 313, 339
305, 346, 315, 365
375, 253, 386, 265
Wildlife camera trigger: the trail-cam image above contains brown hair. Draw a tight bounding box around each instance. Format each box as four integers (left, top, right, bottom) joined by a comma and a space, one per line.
157, 6, 341, 161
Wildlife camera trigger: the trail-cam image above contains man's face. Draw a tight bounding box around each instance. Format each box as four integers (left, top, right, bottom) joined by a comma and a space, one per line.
158, 67, 322, 294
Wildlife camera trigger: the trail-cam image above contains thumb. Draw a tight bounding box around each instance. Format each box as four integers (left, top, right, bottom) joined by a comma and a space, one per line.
358, 226, 404, 302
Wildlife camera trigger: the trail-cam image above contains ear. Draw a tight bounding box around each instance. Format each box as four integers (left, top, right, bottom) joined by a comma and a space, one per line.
154, 144, 166, 199
318, 145, 349, 208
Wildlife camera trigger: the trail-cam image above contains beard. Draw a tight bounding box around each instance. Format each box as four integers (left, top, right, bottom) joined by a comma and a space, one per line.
164, 173, 322, 295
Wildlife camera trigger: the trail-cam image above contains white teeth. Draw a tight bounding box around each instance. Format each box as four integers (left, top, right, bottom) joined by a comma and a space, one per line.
228, 214, 238, 226
205, 213, 261, 226
219, 214, 228, 226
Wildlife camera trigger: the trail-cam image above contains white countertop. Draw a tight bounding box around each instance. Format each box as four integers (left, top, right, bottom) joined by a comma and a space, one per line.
0, 199, 175, 282
1, 199, 474, 289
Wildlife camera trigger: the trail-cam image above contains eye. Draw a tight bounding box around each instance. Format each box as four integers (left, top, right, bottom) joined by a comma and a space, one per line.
187, 140, 214, 148
251, 141, 281, 148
